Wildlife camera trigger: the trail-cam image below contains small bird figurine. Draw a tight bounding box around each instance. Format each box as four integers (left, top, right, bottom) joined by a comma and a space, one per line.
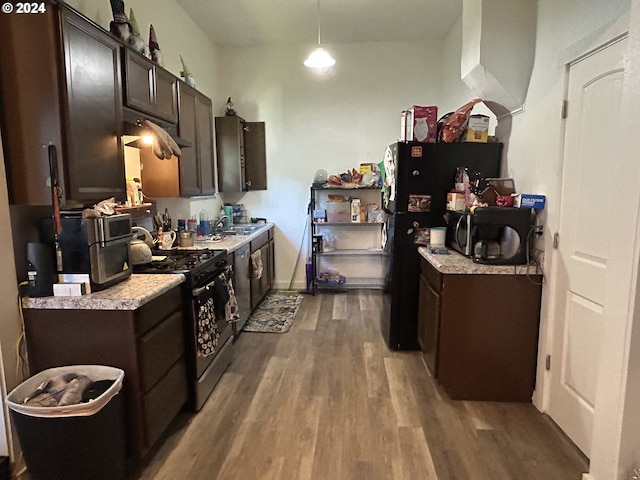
128, 8, 149, 57
149, 24, 163, 66
180, 55, 196, 88
109, 0, 131, 45
225, 97, 236, 116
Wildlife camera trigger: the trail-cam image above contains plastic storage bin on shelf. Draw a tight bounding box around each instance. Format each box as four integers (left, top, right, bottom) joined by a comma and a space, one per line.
7, 365, 126, 480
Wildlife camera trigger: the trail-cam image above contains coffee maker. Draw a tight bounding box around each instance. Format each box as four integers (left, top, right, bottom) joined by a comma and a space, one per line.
471, 207, 534, 265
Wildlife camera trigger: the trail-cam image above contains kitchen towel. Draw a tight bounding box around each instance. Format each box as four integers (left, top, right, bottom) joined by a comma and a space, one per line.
251, 250, 263, 280
196, 287, 220, 357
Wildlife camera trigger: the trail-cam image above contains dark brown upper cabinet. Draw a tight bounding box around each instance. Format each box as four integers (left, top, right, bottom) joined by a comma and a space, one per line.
123, 49, 178, 124
0, 4, 126, 207
141, 81, 215, 197
178, 82, 215, 196
215, 116, 267, 192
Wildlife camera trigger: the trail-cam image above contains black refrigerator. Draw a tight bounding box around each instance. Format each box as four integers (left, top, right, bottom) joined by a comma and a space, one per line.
381, 141, 502, 350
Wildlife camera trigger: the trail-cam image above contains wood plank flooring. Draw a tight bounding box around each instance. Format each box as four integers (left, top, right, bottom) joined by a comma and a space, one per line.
133, 290, 588, 480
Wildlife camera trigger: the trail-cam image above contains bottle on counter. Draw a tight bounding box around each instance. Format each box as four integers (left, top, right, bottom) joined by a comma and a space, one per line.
187, 217, 198, 233
199, 210, 211, 236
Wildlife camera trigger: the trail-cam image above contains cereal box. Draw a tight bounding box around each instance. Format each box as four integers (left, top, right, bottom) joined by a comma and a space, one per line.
407, 106, 438, 143
465, 114, 490, 143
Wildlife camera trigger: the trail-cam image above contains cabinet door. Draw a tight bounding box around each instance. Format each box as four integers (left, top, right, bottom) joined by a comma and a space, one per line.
123, 49, 154, 115
215, 116, 245, 192
61, 8, 125, 204
234, 245, 252, 327
267, 238, 275, 288
258, 242, 271, 296
0, 8, 64, 204
245, 122, 267, 190
195, 94, 215, 195
177, 83, 200, 196
154, 67, 178, 123
418, 273, 440, 377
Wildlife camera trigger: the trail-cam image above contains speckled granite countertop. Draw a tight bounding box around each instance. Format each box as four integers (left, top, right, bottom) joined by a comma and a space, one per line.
179, 222, 274, 252
21, 274, 185, 310
418, 246, 542, 275
21, 223, 275, 311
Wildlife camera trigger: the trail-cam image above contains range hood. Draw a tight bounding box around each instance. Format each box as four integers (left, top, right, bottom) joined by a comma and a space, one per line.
122, 107, 192, 149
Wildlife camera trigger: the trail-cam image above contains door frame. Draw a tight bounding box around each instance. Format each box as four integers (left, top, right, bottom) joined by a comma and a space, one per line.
539, 11, 640, 479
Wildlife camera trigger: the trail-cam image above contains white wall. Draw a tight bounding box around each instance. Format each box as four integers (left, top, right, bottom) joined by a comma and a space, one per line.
216, 41, 444, 288
65, 0, 222, 100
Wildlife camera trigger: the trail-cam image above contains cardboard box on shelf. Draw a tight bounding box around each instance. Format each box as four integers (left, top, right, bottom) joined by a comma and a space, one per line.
351, 199, 361, 223
447, 192, 466, 212
313, 209, 327, 223
465, 114, 490, 143
400, 110, 409, 141
516, 194, 546, 210
407, 105, 438, 143
326, 202, 350, 223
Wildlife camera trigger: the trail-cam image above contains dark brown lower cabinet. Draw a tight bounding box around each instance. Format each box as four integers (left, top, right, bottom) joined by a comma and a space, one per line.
418, 256, 542, 402
23, 286, 188, 460
250, 227, 275, 310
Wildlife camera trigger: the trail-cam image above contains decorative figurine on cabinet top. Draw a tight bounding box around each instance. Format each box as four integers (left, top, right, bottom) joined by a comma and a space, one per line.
109, 0, 132, 45
149, 24, 163, 66
128, 8, 149, 57
180, 55, 196, 88
225, 97, 236, 116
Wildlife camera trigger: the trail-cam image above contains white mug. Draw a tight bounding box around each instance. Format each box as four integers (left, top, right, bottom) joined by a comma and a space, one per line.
430, 227, 446, 247
159, 230, 176, 249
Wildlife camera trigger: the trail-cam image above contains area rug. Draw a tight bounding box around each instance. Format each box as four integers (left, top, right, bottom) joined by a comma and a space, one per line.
242, 292, 304, 333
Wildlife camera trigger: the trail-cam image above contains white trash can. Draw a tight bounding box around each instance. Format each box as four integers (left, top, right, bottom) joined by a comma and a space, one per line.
6, 365, 126, 480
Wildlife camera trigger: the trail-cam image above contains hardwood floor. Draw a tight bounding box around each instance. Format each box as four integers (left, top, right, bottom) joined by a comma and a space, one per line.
133, 290, 588, 480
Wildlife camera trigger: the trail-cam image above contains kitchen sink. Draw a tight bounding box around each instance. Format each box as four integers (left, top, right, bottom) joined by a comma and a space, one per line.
222, 224, 264, 235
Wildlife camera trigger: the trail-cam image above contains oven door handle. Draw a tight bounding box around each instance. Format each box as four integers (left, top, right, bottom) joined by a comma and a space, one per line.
192, 278, 217, 299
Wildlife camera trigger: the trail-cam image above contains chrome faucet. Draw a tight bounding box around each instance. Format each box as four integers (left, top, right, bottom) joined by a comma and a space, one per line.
215, 215, 232, 230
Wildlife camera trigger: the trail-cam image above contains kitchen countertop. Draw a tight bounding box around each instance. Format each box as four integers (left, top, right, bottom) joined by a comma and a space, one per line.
21, 273, 185, 310
21, 223, 275, 311
180, 222, 274, 252
418, 246, 542, 275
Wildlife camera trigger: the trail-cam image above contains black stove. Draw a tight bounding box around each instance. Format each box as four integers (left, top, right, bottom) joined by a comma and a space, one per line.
133, 248, 228, 288
133, 246, 233, 411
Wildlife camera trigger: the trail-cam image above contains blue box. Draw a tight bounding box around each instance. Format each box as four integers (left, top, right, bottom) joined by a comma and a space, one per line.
518, 194, 546, 210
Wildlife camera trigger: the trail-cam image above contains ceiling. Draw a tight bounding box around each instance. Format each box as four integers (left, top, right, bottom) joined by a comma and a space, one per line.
175, 0, 463, 47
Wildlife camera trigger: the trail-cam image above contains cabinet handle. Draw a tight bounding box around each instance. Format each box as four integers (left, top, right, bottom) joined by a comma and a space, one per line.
412, 170, 420, 176
245, 180, 252, 187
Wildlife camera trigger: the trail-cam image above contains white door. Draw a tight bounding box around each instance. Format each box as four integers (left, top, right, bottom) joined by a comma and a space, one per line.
548, 36, 627, 458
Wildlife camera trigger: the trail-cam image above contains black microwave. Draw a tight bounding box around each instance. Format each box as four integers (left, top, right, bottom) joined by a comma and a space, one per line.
444, 210, 475, 256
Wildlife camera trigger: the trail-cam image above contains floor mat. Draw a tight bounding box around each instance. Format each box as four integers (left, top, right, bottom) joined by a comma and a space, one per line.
242, 292, 303, 333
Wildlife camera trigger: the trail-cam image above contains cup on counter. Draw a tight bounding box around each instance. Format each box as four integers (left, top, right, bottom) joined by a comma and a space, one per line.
179, 231, 195, 247
430, 227, 446, 247
159, 230, 176, 249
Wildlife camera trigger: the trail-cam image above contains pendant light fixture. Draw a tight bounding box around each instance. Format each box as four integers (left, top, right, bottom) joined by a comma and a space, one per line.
304, 0, 335, 68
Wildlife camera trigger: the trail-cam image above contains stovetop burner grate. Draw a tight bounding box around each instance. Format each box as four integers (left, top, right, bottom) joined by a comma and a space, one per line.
133, 248, 227, 275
